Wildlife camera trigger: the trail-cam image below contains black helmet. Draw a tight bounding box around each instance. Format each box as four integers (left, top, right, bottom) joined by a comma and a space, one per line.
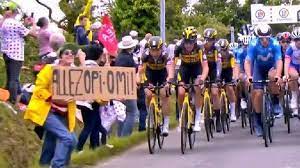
203, 28, 217, 39
148, 36, 163, 49
218, 39, 229, 49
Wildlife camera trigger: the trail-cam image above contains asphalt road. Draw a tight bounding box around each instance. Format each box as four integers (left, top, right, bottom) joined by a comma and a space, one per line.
93, 117, 300, 168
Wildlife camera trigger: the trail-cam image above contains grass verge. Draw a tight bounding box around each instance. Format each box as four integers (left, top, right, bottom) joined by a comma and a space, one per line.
71, 99, 177, 167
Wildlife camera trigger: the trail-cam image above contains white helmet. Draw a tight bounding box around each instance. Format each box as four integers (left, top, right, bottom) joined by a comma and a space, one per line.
291, 27, 300, 39
229, 42, 238, 51
239, 35, 251, 45
254, 24, 272, 38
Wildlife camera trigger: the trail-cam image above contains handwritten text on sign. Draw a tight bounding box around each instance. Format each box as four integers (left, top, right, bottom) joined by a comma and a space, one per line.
52, 66, 137, 100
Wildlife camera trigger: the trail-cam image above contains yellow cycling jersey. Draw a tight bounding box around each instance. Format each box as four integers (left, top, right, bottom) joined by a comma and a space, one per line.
219, 50, 235, 69
142, 52, 169, 71
203, 46, 218, 62
174, 44, 205, 64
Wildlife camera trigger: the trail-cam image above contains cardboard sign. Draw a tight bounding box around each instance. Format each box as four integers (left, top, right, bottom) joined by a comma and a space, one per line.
52, 66, 137, 100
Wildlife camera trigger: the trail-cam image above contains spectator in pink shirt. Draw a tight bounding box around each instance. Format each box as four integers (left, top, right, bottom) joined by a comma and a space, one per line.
36, 17, 53, 59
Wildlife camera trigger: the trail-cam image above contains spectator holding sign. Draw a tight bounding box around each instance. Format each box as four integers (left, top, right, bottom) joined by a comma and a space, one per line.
24, 43, 84, 168
76, 43, 108, 151
0, 1, 36, 104
115, 35, 140, 137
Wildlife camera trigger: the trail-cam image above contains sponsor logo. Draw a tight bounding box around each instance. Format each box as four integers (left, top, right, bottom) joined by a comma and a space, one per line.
256, 9, 265, 19
279, 8, 289, 18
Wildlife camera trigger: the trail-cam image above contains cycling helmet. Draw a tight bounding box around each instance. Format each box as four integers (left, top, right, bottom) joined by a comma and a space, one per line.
239, 35, 251, 45
229, 42, 238, 51
291, 28, 300, 39
203, 28, 217, 39
183, 26, 197, 40
278, 32, 291, 42
218, 39, 229, 49
254, 24, 272, 38
148, 36, 163, 49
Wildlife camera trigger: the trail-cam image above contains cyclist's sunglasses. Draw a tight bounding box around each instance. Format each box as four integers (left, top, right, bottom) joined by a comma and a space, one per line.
62, 50, 76, 56
184, 39, 196, 44
295, 38, 300, 42
204, 38, 215, 42
281, 40, 291, 44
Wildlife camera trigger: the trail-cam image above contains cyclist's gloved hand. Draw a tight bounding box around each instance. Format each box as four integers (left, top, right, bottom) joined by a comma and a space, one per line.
247, 76, 253, 83
274, 76, 281, 86
233, 79, 239, 85
149, 83, 154, 88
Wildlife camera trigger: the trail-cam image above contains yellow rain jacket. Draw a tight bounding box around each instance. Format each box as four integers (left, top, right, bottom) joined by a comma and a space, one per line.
24, 65, 77, 132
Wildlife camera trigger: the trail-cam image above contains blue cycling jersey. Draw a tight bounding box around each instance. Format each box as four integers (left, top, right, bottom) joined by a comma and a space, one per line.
246, 37, 282, 68
236, 47, 247, 70
285, 42, 300, 65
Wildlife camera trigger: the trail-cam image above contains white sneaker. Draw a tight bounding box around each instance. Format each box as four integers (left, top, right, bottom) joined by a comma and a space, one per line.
105, 144, 114, 148
290, 98, 297, 109
230, 113, 237, 122
162, 124, 169, 136
177, 125, 181, 132
292, 108, 298, 117
241, 99, 247, 109
193, 121, 201, 132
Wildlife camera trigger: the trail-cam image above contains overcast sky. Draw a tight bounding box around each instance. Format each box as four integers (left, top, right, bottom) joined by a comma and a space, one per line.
14, 0, 246, 21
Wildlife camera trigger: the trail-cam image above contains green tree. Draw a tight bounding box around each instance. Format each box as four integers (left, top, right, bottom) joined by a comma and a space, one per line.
59, 0, 86, 33
193, 0, 251, 34
165, 0, 186, 42
182, 14, 230, 38
110, 0, 160, 38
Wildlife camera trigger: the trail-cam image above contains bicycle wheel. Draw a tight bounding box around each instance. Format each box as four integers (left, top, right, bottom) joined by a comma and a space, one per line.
181, 102, 188, 154
262, 95, 269, 147
203, 96, 211, 142
226, 110, 230, 132
157, 116, 164, 149
147, 103, 157, 154
284, 91, 291, 133
241, 109, 247, 128
267, 97, 274, 144
188, 128, 196, 149
247, 94, 254, 135
220, 92, 227, 134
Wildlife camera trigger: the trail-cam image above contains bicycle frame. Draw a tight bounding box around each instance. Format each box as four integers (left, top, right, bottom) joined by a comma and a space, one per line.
149, 87, 163, 129
181, 92, 194, 129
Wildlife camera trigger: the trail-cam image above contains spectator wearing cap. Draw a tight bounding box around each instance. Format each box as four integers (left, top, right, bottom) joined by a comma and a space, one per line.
24, 43, 85, 168
115, 36, 140, 137
36, 17, 54, 59
0, 1, 36, 104
129, 30, 138, 40
75, 15, 90, 45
